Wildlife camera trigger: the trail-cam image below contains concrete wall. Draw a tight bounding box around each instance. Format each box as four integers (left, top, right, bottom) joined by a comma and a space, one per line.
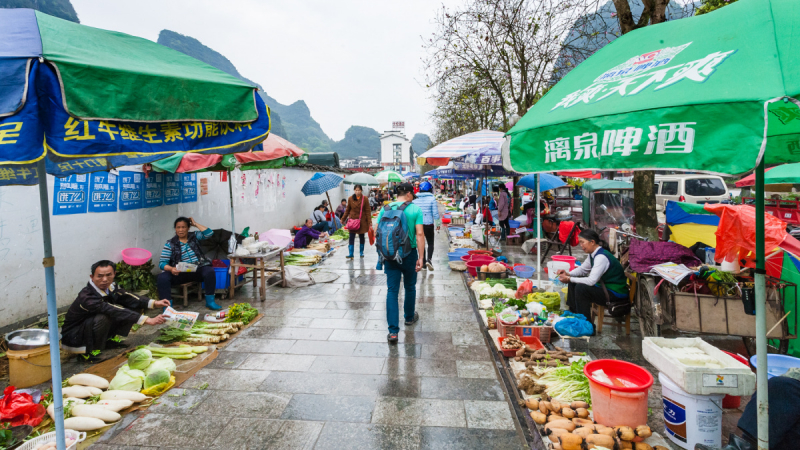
0, 167, 347, 329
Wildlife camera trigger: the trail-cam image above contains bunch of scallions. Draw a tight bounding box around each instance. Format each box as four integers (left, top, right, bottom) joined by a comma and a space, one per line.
537, 359, 591, 404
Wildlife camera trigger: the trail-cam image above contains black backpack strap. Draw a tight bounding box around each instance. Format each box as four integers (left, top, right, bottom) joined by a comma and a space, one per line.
397, 201, 411, 211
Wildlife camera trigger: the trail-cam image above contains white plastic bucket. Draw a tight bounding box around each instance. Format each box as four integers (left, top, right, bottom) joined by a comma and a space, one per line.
659, 372, 724, 449
547, 261, 570, 281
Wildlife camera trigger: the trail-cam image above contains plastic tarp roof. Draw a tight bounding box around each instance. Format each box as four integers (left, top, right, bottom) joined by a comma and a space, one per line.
582, 179, 633, 193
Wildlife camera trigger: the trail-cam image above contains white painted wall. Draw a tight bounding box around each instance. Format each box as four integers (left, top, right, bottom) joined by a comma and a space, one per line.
0, 167, 345, 328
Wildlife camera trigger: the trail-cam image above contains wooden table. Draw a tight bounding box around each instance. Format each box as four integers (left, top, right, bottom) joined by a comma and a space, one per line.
228, 249, 286, 301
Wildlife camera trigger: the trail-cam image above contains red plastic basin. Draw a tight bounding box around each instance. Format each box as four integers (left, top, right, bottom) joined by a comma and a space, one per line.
468, 249, 493, 256
465, 260, 490, 277
584, 359, 654, 427
722, 351, 749, 408
460, 254, 495, 264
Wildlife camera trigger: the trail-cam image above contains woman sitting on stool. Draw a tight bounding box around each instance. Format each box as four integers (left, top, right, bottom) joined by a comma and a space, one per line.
558, 229, 629, 334
157, 217, 221, 310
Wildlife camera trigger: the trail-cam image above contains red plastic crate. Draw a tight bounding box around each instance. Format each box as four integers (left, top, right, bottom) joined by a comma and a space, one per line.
496, 317, 518, 337
515, 325, 553, 343
497, 336, 544, 357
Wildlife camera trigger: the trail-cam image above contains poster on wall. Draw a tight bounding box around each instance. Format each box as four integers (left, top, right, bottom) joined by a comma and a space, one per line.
181, 173, 197, 203
144, 173, 164, 208
119, 171, 144, 211
164, 173, 181, 205
88, 172, 118, 213
52, 174, 88, 215
200, 178, 208, 196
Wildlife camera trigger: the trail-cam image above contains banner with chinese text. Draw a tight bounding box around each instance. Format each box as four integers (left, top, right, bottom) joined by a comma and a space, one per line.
88, 171, 118, 213
52, 174, 88, 215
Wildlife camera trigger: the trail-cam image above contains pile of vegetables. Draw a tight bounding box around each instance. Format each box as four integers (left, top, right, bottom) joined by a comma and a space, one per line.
479, 262, 507, 273
285, 254, 322, 266
329, 229, 349, 241
105, 345, 205, 398
527, 291, 561, 311
226, 303, 259, 325
157, 321, 243, 344
536, 360, 591, 403
471, 281, 516, 300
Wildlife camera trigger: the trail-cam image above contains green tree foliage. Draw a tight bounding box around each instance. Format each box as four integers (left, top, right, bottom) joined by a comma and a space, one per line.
0, 0, 79, 22
695, 0, 737, 15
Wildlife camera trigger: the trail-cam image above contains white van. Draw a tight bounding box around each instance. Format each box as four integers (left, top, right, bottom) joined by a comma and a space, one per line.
654, 174, 729, 208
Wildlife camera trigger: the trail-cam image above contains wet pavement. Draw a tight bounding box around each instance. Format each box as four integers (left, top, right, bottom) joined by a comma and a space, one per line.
90, 226, 528, 450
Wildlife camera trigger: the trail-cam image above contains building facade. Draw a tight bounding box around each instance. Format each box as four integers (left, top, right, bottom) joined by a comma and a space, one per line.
379, 130, 415, 172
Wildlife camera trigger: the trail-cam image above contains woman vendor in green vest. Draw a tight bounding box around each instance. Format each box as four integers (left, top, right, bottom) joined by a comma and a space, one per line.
557, 229, 629, 334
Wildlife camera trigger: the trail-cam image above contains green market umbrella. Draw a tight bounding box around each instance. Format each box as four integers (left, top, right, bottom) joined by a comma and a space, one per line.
375, 170, 404, 183
503, 0, 800, 445
343, 172, 380, 186
736, 163, 800, 187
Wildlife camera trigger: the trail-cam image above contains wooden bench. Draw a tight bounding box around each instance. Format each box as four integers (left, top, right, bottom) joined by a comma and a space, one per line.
172, 281, 202, 307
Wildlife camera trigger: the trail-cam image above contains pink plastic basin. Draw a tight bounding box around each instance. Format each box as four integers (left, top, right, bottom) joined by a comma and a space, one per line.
460, 254, 496, 264
552, 255, 577, 270
584, 359, 654, 427
121, 248, 152, 266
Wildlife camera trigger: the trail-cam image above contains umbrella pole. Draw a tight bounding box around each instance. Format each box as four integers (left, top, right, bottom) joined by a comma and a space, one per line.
36, 160, 67, 450
755, 159, 769, 450
536, 174, 541, 286
228, 173, 236, 234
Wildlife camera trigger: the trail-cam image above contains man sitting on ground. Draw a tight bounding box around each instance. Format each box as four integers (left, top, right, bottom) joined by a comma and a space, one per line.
294, 219, 328, 249
61, 260, 169, 363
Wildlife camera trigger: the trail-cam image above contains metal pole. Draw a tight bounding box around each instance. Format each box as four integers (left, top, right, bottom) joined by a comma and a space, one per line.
755, 158, 769, 450
536, 174, 541, 286
228, 172, 236, 234
36, 160, 66, 450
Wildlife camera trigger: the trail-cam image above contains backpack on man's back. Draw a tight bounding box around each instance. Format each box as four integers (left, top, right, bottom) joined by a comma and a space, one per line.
375, 202, 413, 264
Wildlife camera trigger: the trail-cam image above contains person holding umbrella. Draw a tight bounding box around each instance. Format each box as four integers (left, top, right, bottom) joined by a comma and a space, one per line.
343, 185, 373, 259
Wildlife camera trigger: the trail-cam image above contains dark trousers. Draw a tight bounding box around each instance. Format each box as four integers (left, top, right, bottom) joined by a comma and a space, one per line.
385, 248, 418, 334
348, 232, 365, 246
63, 314, 135, 353
312, 222, 330, 233
566, 282, 608, 327
423, 224, 435, 263
499, 218, 510, 240
157, 265, 216, 301
738, 376, 800, 450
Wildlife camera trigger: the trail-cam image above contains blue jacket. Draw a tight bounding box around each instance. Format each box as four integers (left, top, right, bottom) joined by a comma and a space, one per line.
413, 192, 441, 226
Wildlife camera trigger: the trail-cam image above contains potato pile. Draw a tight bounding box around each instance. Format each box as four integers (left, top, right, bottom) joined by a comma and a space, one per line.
525, 397, 665, 450
501, 335, 524, 350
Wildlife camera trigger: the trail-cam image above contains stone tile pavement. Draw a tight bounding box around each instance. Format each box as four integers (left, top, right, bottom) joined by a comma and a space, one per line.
90, 226, 528, 449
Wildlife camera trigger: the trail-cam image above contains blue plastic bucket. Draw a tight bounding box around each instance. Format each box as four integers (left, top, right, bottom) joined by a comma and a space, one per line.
513, 265, 535, 278
509, 220, 521, 228
749, 354, 800, 379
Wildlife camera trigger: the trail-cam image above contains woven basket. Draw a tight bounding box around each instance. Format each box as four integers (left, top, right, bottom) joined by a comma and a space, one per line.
449, 261, 467, 271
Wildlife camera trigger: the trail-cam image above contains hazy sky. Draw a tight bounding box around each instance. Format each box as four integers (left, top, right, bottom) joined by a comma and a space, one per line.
71, 0, 460, 141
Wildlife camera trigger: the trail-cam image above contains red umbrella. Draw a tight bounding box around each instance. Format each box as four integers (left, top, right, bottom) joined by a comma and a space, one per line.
735, 167, 777, 187
557, 171, 601, 179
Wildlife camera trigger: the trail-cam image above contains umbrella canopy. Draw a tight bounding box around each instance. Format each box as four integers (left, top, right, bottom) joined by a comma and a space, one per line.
261, 229, 293, 248
402, 172, 420, 179
375, 170, 405, 183
343, 172, 380, 186
503, 0, 800, 176
417, 130, 504, 167
0, 11, 270, 186
301, 172, 343, 196
199, 229, 245, 260
736, 164, 799, 187
517, 173, 567, 191
558, 171, 602, 179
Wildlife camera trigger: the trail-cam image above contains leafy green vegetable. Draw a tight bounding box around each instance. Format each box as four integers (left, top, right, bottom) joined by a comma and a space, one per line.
157, 327, 191, 343
505, 297, 527, 310
128, 348, 153, 370
145, 357, 177, 376
109, 364, 146, 391
144, 369, 171, 389
115, 260, 157, 293
226, 303, 258, 325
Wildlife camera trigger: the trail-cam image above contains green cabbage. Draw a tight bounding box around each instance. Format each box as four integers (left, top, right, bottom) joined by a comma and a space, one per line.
144, 369, 171, 389
108, 364, 145, 391
144, 357, 176, 376
128, 348, 153, 370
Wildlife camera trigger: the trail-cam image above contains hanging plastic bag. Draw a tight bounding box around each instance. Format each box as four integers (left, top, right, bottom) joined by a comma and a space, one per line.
368, 226, 375, 246
0, 386, 46, 427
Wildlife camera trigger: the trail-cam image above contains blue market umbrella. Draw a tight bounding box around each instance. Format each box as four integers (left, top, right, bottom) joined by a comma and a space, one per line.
301, 172, 343, 208
517, 173, 567, 192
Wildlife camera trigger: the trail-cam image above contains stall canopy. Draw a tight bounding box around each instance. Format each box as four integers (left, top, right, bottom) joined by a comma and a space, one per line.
735, 163, 800, 187
0, 11, 271, 447
417, 130, 504, 167
558, 171, 602, 179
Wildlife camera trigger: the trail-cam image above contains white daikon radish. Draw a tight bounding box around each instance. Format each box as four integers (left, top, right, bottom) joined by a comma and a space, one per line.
67, 373, 109, 389
71, 404, 121, 423
99, 390, 146, 402
61, 386, 93, 398
95, 399, 133, 412
64, 397, 86, 405
80, 386, 103, 396
64, 416, 108, 431
46, 399, 83, 420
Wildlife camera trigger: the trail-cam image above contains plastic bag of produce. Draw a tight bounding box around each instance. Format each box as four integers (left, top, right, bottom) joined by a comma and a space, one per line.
554, 317, 594, 337
109, 364, 146, 391
141, 375, 176, 396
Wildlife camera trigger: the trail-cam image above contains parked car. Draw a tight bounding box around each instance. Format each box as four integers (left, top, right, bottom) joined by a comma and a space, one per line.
654, 174, 729, 208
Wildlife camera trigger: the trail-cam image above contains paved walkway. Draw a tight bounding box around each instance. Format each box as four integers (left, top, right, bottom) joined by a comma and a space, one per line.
91, 227, 527, 449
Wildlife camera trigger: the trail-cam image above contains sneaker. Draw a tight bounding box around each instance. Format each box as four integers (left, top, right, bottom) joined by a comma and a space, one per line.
387, 333, 398, 344
405, 312, 420, 326
426, 261, 434, 271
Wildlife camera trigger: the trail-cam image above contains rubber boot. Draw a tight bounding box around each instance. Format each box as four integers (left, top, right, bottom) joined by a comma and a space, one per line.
347, 245, 354, 259
205, 294, 222, 311
695, 434, 756, 450
359, 242, 365, 258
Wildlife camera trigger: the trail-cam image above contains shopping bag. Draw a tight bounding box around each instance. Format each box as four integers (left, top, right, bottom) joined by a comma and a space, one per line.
368, 226, 375, 246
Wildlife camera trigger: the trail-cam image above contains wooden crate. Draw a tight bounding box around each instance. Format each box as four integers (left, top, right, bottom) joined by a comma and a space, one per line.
674, 292, 786, 338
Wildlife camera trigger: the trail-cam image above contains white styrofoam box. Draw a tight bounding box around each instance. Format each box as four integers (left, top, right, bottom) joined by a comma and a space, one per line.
643, 337, 755, 396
